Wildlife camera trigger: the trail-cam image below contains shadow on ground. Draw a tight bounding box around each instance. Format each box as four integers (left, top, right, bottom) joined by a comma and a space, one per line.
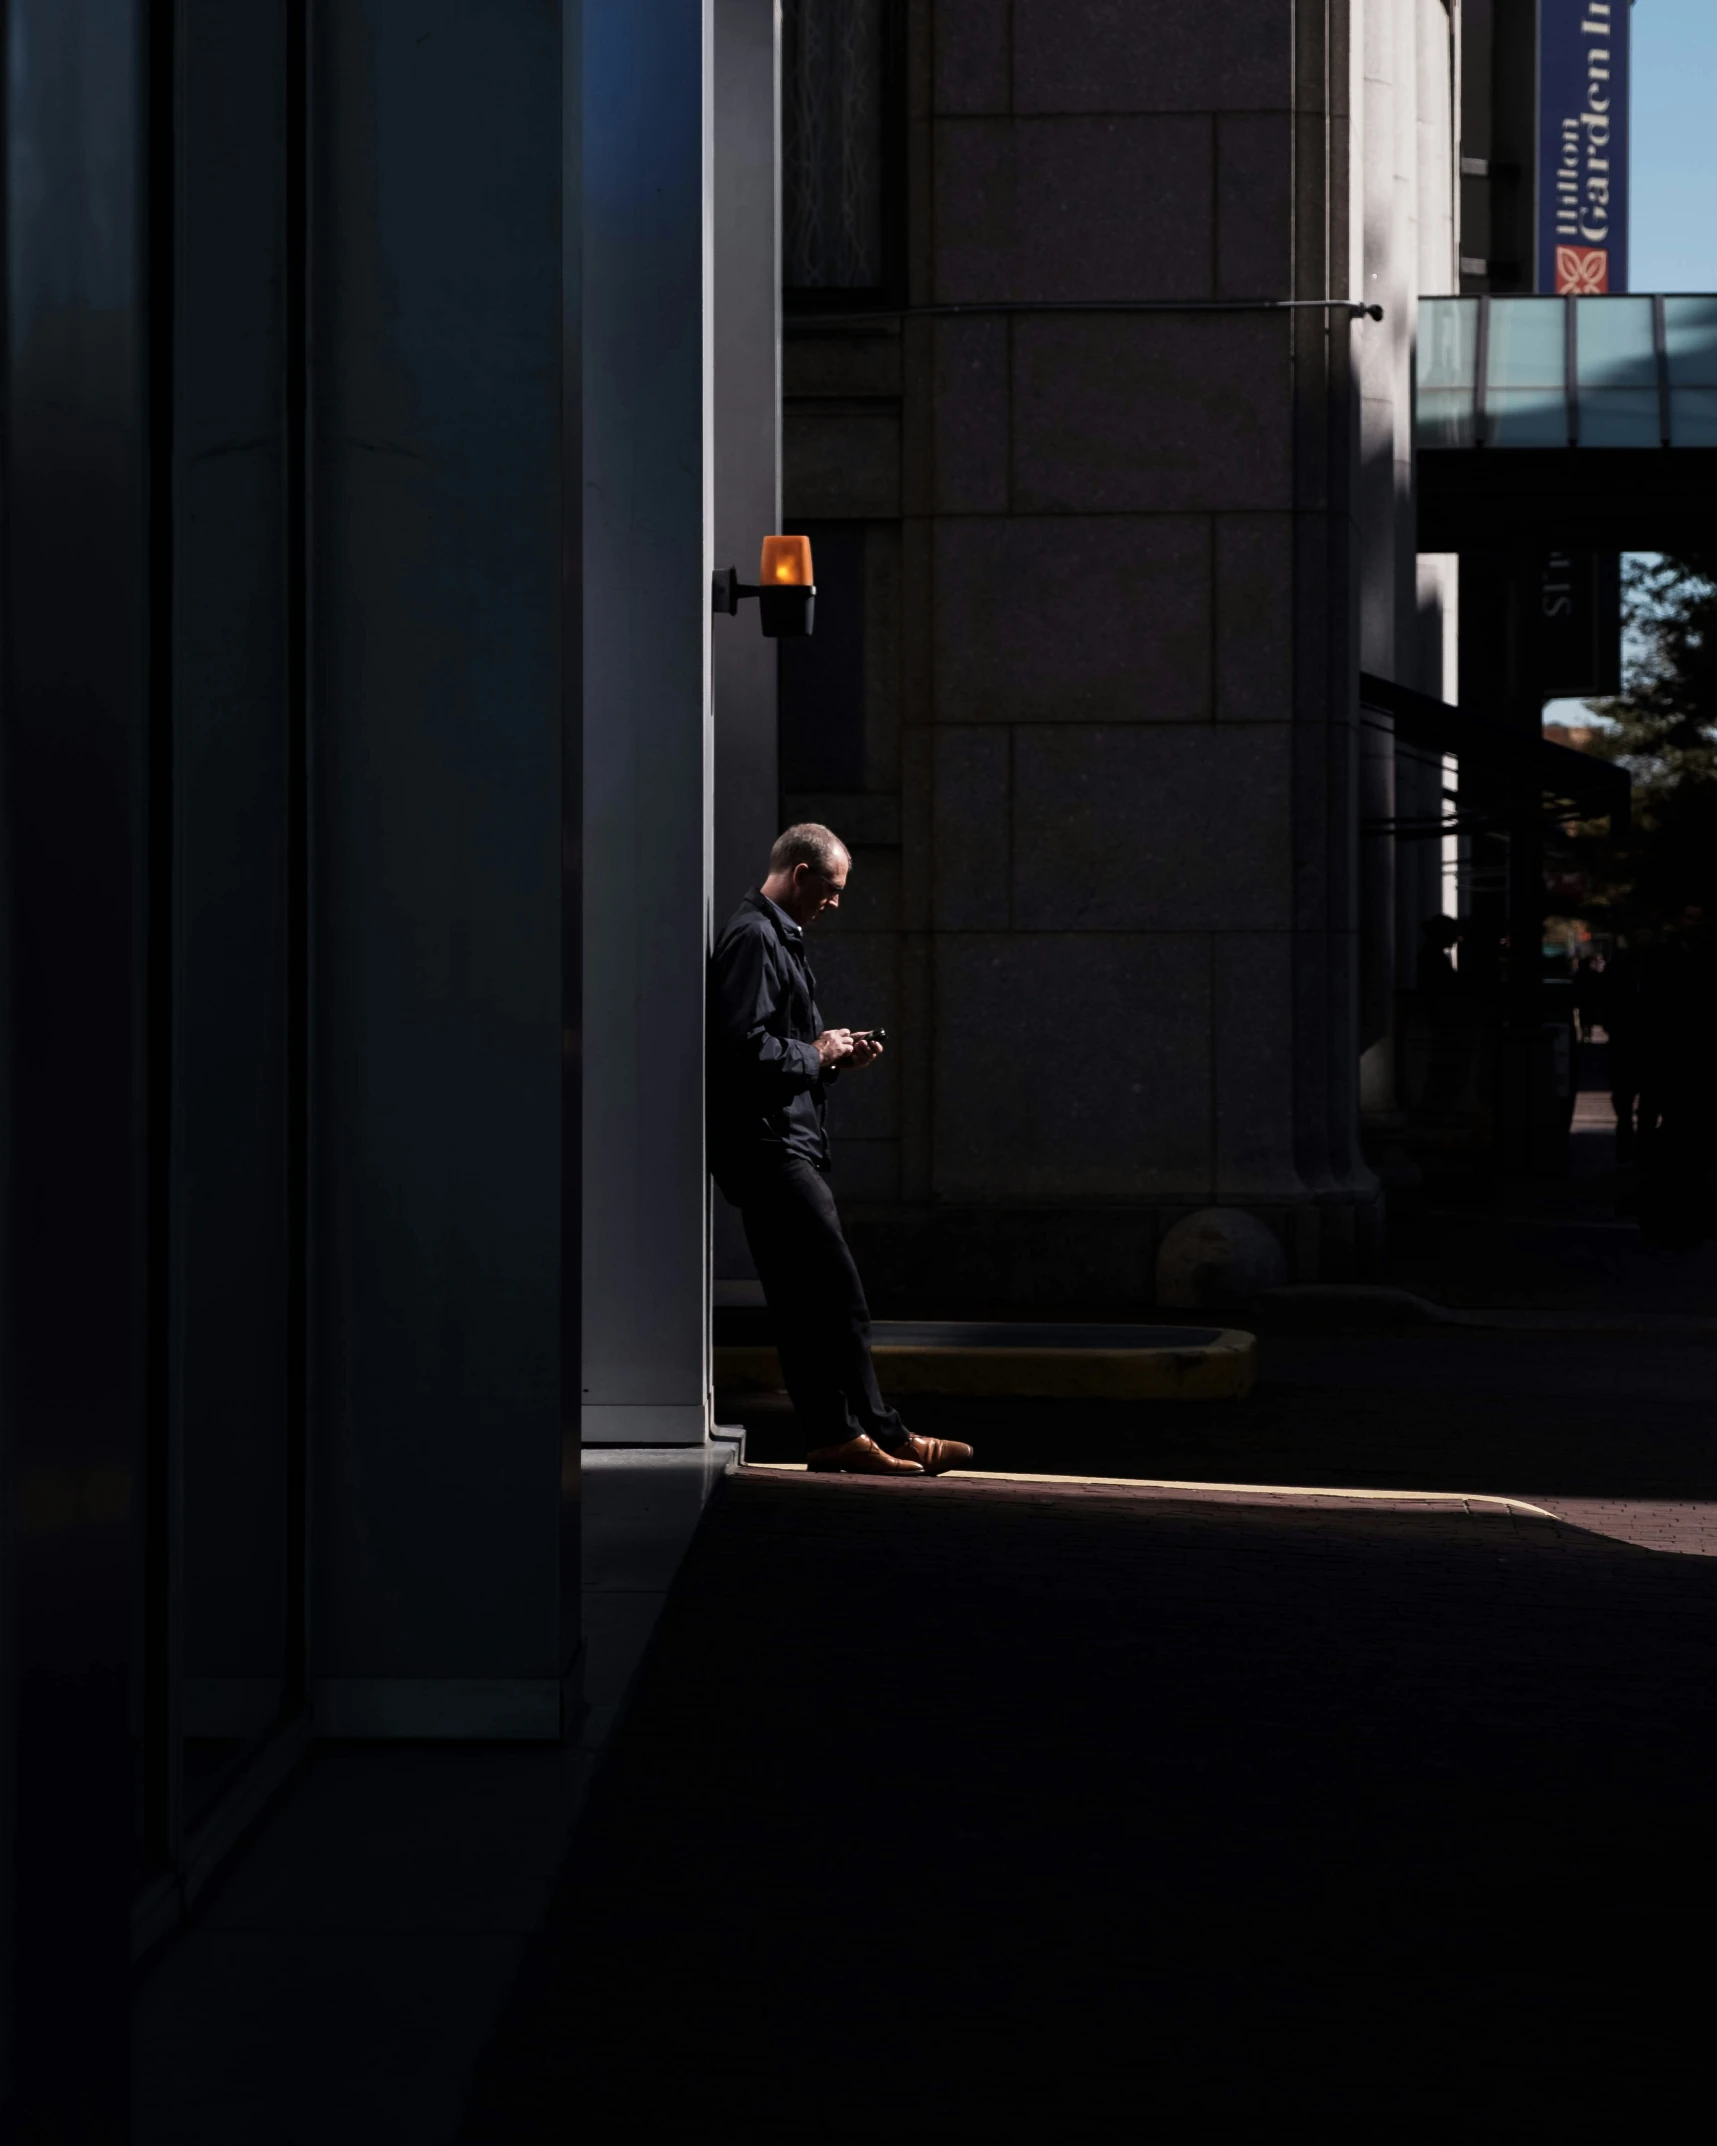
457, 1052, 1717, 2130
459, 1468, 1717, 2131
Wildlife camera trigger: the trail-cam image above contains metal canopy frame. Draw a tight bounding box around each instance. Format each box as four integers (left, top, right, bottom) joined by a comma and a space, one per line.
1358, 671, 1629, 830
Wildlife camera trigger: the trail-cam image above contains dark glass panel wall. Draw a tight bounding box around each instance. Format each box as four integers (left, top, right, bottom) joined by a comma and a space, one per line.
4, 0, 580, 2119
1, 1, 149, 2132
782, 0, 886, 287
173, 0, 298, 1824
309, 0, 570, 1728
781, 0, 903, 303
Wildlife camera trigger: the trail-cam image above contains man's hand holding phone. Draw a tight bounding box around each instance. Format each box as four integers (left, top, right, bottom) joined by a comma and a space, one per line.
814, 1026, 887, 1071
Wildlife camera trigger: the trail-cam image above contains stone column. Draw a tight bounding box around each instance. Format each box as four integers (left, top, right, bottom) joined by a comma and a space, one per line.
1359, 0, 1462, 1164
581, 0, 714, 1442
897, 0, 1383, 1293
711, 0, 780, 1293
1355, 0, 1418, 1161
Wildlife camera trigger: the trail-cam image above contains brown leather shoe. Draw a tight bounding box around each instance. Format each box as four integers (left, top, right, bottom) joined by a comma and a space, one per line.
890, 1431, 973, 1477
805, 1433, 925, 1475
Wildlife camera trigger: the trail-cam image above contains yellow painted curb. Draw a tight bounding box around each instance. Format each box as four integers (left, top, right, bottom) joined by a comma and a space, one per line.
714, 1328, 1256, 1401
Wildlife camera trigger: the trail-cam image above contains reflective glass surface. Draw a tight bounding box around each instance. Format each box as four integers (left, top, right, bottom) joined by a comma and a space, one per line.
1417, 391, 1476, 448
1486, 298, 1566, 386
783, 0, 887, 288
1420, 297, 1478, 389
1576, 297, 1656, 387
1416, 297, 1478, 446
1485, 300, 1567, 446
1671, 387, 1717, 446
1663, 296, 1717, 384
1664, 299, 1717, 441
1578, 389, 1661, 447
1413, 295, 1717, 450
1486, 388, 1571, 447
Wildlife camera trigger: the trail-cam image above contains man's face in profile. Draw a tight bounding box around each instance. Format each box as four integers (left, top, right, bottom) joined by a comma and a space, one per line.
789, 858, 846, 927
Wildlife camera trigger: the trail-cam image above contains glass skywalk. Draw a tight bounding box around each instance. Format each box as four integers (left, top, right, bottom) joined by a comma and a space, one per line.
1417, 295, 1717, 451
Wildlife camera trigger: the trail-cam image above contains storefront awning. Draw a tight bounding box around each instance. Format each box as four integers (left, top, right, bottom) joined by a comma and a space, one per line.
1359, 671, 1630, 830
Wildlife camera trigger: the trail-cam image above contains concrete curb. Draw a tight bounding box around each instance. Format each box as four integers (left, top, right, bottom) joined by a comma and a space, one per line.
714, 1324, 1258, 1401
746, 1461, 1556, 1518
1441, 1307, 1717, 1337
1255, 1288, 1717, 1339
1252, 1285, 1449, 1329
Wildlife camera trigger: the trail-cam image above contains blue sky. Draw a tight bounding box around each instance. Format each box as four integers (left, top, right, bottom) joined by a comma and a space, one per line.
1543, 0, 1713, 725
1629, 0, 1717, 290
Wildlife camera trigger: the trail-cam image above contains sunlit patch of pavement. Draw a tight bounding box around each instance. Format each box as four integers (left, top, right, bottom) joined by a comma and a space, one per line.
1522, 1495, 1717, 1557
750, 1460, 1717, 1559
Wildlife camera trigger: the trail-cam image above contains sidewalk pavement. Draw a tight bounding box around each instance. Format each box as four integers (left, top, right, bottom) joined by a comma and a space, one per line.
457, 1456, 1717, 2134
731, 1322, 1717, 1546
134, 1447, 732, 2146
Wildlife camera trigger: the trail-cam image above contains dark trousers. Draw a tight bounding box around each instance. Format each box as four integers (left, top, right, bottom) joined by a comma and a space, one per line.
739, 1157, 907, 1453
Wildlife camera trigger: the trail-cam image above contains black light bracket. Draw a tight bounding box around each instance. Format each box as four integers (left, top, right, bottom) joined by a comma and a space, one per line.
710, 566, 749, 614
711, 566, 816, 639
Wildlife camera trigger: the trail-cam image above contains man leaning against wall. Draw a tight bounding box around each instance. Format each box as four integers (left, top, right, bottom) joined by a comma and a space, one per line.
709, 824, 972, 1477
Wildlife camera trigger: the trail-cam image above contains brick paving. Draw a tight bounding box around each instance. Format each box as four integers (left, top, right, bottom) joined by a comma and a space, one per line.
1527, 1494, 1717, 1556
460, 1452, 1717, 2134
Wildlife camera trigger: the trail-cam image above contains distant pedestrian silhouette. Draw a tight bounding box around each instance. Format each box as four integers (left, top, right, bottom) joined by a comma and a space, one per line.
1416, 915, 1461, 992
1630, 918, 1717, 1248
1604, 944, 1641, 1163
1572, 953, 1606, 1044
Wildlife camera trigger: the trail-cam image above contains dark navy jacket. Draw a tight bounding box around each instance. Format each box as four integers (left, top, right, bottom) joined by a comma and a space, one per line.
708, 889, 835, 1194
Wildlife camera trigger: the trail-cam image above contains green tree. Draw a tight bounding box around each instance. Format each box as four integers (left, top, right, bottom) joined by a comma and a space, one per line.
1572, 552, 1717, 933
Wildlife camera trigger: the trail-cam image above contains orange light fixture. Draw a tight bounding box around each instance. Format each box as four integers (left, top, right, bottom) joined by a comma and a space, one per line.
760, 534, 813, 587
711, 536, 817, 637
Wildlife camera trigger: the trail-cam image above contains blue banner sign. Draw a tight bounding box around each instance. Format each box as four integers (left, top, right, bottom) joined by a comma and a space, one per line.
1538, 0, 1630, 294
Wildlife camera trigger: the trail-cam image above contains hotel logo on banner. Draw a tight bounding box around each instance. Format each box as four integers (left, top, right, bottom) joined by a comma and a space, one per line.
1556, 246, 1608, 295
1539, 0, 1630, 294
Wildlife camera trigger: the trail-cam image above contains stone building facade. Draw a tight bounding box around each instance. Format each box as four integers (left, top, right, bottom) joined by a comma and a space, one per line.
753, 1, 1462, 1308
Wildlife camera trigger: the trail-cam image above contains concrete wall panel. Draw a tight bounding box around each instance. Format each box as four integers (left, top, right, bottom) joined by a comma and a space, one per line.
824, 845, 902, 934
929, 316, 1009, 514
932, 117, 1213, 304
1012, 315, 1294, 514
1011, 725, 1293, 933
1013, 0, 1294, 114
784, 406, 902, 519
788, 331, 902, 398
828, 1140, 903, 1204
932, 726, 1011, 928
1215, 933, 1304, 1198
932, 515, 1211, 724
1217, 113, 1294, 297
1216, 514, 1295, 722
863, 521, 906, 787
932, 934, 1211, 1201
933, 0, 1011, 114
806, 931, 901, 1139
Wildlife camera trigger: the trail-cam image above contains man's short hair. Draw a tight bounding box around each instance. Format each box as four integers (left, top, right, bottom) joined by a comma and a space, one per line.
769, 822, 849, 878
